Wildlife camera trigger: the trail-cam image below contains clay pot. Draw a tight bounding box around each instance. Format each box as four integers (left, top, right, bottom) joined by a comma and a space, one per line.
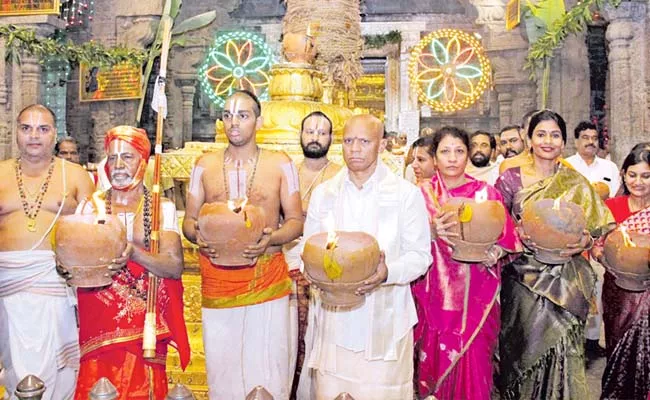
592, 182, 610, 201
439, 198, 506, 263
520, 199, 587, 264
198, 202, 266, 267
603, 228, 650, 291
282, 32, 316, 64
303, 231, 380, 307
55, 214, 127, 288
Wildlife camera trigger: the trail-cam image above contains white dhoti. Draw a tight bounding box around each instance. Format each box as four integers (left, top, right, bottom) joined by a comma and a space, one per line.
202, 296, 291, 400
0, 250, 79, 400
298, 296, 415, 400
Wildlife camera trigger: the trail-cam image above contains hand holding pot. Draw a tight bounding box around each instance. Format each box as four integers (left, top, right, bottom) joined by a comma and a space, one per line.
559, 230, 592, 258
355, 251, 388, 296
109, 242, 133, 275
243, 227, 273, 259
432, 211, 458, 247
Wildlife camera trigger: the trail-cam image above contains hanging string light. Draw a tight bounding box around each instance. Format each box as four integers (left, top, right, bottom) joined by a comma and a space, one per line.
40, 55, 71, 137
60, 0, 95, 29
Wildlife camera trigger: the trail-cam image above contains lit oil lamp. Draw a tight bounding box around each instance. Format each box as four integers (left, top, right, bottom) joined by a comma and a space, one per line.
439, 187, 506, 263
55, 190, 127, 288
520, 196, 587, 264
603, 225, 650, 291
302, 213, 380, 307
197, 198, 266, 267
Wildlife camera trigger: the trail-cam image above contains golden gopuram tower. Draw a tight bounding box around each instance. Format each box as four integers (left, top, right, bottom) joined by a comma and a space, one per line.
161, 30, 403, 399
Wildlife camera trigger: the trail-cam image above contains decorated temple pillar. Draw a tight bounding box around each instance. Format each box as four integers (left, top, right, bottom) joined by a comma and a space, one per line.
604, 0, 647, 162
20, 55, 42, 109
385, 52, 400, 133
0, 16, 63, 158
175, 73, 197, 147
0, 39, 10, 160
398, 24, 426, 143
495, 85, 513, 127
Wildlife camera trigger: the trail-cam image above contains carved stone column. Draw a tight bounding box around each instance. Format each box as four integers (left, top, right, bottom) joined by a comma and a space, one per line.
174, 73, 197, 148
0, 39, 10, 159
398, 23, 426, 143
20, 55, 42, 107
0, 15, 64, 158
495, 85, 513, 127
603, 1, 647, 162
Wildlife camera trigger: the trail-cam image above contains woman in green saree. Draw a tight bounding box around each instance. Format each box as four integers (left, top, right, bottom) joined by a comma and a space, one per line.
495, 110, 614, 399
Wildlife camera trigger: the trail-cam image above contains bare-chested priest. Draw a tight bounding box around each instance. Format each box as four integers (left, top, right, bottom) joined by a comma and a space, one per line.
182, 90, 303, 400
0, 104, 94, 399
286, 111, 341, 396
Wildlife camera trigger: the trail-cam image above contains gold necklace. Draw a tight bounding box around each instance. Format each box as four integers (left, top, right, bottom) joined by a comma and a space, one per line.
15, 157, 55, 232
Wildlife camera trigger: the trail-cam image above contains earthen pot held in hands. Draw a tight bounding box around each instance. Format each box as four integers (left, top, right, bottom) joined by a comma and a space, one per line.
440, 198, 506, 263
603, 228, 650, 291
303, 231, 380, 307
520, 198, 587, 264
55, 214, 127, 288
198, 202, 266, 267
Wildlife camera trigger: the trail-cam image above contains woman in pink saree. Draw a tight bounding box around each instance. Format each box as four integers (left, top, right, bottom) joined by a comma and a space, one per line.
412, 127, 522, 399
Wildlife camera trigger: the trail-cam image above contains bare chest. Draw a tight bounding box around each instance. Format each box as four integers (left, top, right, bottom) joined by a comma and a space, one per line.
0, 169, 77, 216
202, 164, 281, 206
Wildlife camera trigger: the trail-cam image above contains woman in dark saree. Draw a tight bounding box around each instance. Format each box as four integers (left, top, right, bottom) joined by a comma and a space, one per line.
593, 143, 650, 400
495, 110, 614, 399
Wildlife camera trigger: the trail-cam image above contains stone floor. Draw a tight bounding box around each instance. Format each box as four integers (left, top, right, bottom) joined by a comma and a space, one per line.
587, 355, 607, 400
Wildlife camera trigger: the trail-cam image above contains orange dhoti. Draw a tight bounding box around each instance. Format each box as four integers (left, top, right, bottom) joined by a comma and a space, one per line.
200, 253, 293, 399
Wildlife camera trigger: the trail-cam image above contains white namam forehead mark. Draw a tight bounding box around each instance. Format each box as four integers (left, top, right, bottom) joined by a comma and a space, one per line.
108, 140, 138, 156
21, 109, 51, 128
224, 96, 254, 114
188, 165, 204, 197
303, 116, 331, 132
281, 161, 300, 195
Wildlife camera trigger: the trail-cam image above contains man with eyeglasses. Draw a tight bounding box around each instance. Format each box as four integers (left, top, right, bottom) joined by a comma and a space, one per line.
565, 121, 621, 362
0, 104, 94, 399
566, 121, 620, 199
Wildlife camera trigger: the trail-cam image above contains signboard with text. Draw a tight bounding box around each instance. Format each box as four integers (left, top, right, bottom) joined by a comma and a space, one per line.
506, 0, 521, 31
0, 0, 60, 16
79, 63, 142, 102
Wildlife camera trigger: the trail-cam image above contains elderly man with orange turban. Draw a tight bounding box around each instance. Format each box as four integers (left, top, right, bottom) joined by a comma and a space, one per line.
69, 126, 190, 399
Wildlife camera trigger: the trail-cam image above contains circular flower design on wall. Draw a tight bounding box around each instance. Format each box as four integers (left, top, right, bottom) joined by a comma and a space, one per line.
198, 31, 275, 108
408, 29, 492, 113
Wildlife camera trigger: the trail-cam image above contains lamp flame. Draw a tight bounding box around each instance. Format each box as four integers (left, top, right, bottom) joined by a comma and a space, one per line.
620, 226, 637, 248
228, 197, 247, 214
474, 187, 488, 204
92, 190, 107, 224
552, 197, 562, 211
324, 211, 338, 250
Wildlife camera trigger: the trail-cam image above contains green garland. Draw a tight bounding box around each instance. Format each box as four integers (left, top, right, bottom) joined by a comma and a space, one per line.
0, 24, 146, 66
524, 0, 621, 79
364, 30, 401, 49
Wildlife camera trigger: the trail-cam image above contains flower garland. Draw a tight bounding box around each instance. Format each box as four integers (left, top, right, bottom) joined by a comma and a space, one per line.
363, 30, 401, 50
0, 24, 146, 66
